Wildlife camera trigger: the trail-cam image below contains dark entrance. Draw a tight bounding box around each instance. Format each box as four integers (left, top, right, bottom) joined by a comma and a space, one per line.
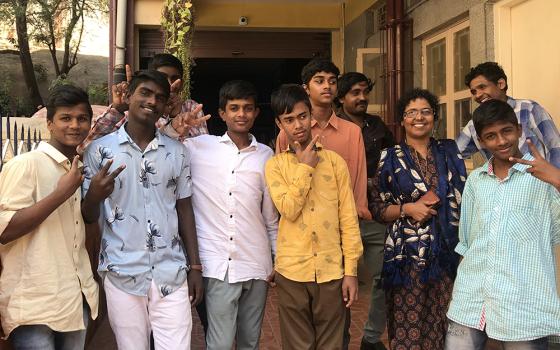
191, 58, 309, 148
138, 29, 331, 147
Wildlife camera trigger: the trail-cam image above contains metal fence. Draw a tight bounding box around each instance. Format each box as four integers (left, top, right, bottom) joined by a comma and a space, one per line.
0, 116, 43, 172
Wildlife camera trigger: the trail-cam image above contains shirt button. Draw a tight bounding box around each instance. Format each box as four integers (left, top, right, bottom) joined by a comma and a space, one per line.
231, 170, 235, 174
229, 192, 232, 196
228, 257, 232, 261
142, 155, 145, 158
312, 231, 316, 235
76, 221, 79, 224
313, 253, 317, 257
310, 208, 314, 212
151, 266, 155, 269
229, 215, 233, 218
148, 220, 151, 223
230, 237, 233, 241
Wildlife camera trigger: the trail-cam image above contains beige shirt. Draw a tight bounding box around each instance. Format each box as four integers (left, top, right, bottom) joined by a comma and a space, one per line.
0, 142, 98, 338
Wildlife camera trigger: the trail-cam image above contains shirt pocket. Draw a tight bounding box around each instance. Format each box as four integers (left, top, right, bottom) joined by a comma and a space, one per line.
506, 206, 538, 243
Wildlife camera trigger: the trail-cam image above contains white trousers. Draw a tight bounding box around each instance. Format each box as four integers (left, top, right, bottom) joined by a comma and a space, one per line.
104, 277, 192, 350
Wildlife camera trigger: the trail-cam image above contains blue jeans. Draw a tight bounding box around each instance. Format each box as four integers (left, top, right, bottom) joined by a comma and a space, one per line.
10, 303, 89, 350
444, 319, 549, 350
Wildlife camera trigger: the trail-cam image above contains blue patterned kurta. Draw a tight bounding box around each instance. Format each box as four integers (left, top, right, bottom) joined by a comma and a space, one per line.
83, 125, 192, 297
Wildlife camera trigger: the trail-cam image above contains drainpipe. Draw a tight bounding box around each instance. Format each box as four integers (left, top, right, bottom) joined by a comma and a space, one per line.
108, 0, 115, 101
114, 0, 127, 84
125, 0, 135, 71
385, 0, 406, 141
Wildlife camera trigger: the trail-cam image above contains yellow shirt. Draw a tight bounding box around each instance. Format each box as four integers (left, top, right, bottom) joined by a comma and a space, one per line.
265, 145, 363, 283
0, 142, 99, 338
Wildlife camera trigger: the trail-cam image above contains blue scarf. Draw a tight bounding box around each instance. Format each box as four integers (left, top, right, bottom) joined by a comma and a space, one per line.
377, 138, 466, 288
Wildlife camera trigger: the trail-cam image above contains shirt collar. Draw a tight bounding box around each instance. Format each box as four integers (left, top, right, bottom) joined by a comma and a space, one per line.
311, 110, 339, 130
36, 141, 82, 170
117, 123, 166, 150
218, 132, 258, 152
336, 109, 371, 128
482, 153, 533, 177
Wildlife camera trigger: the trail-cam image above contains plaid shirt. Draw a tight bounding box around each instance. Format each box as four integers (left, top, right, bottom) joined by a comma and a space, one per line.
456, 96, 560, 168
77, 99, 208, 154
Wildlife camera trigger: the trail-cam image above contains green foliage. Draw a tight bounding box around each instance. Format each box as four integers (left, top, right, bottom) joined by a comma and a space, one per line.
33, 63, 48, 82
161, 0, 194, 99
15, 96, 36, 117
48, 73, 73, 91
87, 82, 108, 105
0, 80, 12, 116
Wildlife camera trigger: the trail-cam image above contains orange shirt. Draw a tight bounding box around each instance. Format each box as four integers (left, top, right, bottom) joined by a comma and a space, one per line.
275, 111, 371, 220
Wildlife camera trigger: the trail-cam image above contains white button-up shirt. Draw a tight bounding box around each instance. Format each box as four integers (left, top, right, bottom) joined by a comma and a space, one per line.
185, 133, 278, 283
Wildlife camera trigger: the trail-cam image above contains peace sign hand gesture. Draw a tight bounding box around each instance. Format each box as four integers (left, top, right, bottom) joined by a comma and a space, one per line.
170, 104, 211, 137
56, 156, 85, 200
111, 64, 133, 114
87, 160, 126, 202
294, 135, 320, 168
509, 139, 560, 190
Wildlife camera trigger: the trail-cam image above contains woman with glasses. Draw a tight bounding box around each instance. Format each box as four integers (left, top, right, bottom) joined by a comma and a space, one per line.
369, 88, 466, 349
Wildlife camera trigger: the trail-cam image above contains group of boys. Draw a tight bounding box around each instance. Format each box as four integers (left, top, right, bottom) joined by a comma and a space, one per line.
0, 53, 559, 350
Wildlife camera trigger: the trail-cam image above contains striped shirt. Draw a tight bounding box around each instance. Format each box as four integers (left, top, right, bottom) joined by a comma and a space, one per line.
456, 97, 560, 167
447, 154, 560, 341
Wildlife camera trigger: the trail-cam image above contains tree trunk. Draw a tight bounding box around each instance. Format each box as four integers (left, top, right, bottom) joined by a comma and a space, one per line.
14, 0, 43, 108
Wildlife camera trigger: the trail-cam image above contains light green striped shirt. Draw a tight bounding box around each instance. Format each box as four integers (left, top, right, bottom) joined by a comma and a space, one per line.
447, 154, 560, 341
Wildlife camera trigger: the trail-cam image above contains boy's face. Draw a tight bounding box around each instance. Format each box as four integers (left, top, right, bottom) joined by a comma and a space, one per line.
219, 98, 259, 134
478, 121, 522, 162
156, 66, 183, 90
47, 103, 91, 148
304, 71, 337, 107
275, 101, 312, 145
339, 81, 370, 116
125, 81, 168, 126
469, 75, 507, 104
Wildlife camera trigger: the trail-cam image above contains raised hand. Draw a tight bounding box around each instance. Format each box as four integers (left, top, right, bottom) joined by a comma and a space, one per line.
294, 134, 320, 168
170, 104, 211, 137
165, 79, 184, 118
111, 64, 132, 113
87, 160, 126, 203
56, 155, 84, 200
510, 139, 560, 190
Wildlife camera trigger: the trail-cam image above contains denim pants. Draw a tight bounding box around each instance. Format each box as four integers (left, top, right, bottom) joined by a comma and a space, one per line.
444, 319, 549, 350
10, 302, 90, 350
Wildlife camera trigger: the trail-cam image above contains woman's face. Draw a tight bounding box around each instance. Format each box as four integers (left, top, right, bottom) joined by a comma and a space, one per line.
401, 98, 435, 140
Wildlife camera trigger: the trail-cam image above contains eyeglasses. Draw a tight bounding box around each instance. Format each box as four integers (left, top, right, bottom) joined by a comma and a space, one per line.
403, 108, 434, 119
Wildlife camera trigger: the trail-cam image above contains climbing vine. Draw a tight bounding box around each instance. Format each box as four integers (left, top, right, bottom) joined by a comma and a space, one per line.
161, 0, 194, 98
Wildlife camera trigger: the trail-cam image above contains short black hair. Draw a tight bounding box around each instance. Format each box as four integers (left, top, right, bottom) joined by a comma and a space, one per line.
271, 84, 312, 120
465, 62, 508, 92
46, 85, 93, 121
396, 88, 439, 122
472, 99, 518, 136
218, 80, 258, 110
301, 59, 340, 85
128, 70, 171, 99
148, 53, 184, 77
336, 72, 373, 106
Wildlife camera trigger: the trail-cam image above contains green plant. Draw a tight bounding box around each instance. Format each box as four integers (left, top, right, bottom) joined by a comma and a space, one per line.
49, 74, 74, 91
33, 63, 48, 82
87, 83, 109, 105
161, 0, 194, 99
0, 81, 12, 116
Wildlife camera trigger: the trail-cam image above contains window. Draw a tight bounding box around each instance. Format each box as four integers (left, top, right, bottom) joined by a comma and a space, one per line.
422, 21, 472, 139
356, 48, 386, 117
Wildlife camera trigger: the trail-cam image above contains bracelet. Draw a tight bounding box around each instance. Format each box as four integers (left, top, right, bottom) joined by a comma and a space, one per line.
399, 204, 406, 218
189, 264, 203, 272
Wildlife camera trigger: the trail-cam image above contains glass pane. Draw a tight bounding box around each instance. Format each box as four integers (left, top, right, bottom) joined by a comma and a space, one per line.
453, 27, 470, 92
454, 98, 472, 137
362, 52, 385, 106
434, 103, 447, 139
426, 39, 446, 96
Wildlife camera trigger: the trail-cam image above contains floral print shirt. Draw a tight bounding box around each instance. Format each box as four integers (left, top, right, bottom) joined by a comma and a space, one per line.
83, 125, 192, 297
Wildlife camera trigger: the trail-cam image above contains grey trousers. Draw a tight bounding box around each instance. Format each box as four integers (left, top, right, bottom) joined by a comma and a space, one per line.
204, 272, 268, 350
360, 220, 387, 344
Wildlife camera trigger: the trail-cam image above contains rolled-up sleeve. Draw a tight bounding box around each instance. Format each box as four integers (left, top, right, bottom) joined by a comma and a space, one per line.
0, 158, 36, 237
